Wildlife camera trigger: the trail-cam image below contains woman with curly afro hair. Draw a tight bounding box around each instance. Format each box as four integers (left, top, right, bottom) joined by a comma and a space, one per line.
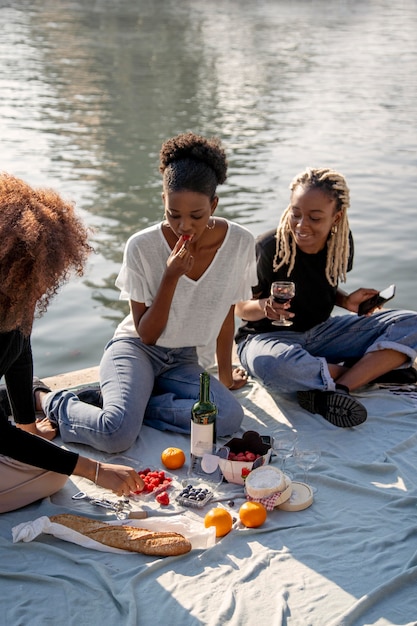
39, 132, 257, 454
0, 174, 144, 512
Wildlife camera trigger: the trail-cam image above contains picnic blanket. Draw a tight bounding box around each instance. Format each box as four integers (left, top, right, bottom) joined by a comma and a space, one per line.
1, 376, 417, 626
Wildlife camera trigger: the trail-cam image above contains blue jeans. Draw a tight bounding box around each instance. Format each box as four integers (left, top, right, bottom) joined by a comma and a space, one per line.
44, 338, 244, 453
237, 309, 417, 395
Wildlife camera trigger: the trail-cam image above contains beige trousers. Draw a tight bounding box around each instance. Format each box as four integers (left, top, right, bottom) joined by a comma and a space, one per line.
0, 455, 68, 513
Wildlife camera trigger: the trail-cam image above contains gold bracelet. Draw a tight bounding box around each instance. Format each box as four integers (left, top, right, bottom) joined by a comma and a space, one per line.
94, 461, 100, 485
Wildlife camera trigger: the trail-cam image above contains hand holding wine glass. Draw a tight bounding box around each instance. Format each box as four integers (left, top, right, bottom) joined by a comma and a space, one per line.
270, 281, 295, 326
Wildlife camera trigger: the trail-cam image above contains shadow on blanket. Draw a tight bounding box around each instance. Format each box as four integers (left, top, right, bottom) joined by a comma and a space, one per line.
1, 378, 417, 625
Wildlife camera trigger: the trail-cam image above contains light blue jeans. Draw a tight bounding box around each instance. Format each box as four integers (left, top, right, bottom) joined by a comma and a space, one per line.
43, 338, 244, 453
237, 309, 417, 395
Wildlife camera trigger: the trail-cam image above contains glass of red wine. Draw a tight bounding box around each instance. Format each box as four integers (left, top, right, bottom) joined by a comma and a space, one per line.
270, 281, 295, 326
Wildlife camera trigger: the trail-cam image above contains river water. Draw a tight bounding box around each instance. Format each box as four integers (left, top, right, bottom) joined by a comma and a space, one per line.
1, 0, 416, 376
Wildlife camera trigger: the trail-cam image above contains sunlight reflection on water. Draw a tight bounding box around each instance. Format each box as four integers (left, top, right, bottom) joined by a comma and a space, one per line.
1, 0, 416, 374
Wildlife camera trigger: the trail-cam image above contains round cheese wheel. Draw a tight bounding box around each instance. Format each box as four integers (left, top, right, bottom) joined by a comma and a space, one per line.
244, 466, 286, 499
276, 481, 313, 511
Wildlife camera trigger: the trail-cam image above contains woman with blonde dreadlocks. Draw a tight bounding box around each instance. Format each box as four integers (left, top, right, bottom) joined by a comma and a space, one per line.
235, 167, 417, 428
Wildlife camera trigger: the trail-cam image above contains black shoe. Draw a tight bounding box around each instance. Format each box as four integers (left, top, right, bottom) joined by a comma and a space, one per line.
297, 388, 367, 428
76, 385, 103, 408
371, 367, 417, 385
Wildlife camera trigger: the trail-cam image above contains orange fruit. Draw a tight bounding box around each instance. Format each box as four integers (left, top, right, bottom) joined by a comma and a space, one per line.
204, 507, 233, 538
239, 501, 267, 528
161, 447, 186, 470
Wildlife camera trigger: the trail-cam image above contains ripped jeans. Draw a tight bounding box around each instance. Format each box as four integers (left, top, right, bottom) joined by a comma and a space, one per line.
237, 309, 417, 395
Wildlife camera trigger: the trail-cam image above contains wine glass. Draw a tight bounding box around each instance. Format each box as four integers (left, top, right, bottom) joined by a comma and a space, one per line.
270, 281, 295, 326
273, 430, 298, 477
294, 446, 321, 493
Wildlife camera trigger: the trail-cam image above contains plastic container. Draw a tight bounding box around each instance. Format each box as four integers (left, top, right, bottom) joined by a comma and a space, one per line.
176, 483, 214, 509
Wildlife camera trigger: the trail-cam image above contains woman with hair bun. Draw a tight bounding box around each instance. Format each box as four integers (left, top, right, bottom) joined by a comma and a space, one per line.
39, 132, 256, 453
0, 173, 144, 512
235, 167, 417, 428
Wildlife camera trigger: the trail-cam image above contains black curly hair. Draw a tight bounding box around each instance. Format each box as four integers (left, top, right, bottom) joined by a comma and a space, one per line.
159, 132, 228, 199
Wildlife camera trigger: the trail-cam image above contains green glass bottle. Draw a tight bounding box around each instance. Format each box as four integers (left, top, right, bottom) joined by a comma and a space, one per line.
190, 371, 217, 475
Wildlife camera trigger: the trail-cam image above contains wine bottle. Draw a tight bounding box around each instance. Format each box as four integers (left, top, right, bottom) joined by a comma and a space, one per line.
190, 371, 217, 476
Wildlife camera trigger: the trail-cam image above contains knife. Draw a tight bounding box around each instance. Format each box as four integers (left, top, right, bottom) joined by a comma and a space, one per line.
127, 507, 184, 519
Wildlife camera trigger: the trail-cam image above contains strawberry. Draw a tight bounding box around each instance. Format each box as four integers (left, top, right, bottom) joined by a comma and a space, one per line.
156, 491, 170, 506
136, 467, 173, 494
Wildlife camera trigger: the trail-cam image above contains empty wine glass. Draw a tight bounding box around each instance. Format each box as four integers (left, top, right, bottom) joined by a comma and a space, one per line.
273, 430, 298, 477
270, 281, 295, 326
294, 445, 321, 493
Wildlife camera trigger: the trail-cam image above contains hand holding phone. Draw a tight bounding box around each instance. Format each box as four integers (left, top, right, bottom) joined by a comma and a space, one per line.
358, 284, 396, 316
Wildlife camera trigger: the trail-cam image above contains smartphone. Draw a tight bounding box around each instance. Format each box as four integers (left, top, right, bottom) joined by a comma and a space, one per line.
358, 284, 396, 316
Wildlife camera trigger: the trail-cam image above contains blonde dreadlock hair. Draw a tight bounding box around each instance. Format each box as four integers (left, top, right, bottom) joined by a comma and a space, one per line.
273, 167, 351, 286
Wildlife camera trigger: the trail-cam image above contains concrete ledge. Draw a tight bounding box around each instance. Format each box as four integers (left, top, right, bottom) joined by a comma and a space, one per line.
40, 355, 417, 392
43, 366, 100, 391
41, 346, 241, 391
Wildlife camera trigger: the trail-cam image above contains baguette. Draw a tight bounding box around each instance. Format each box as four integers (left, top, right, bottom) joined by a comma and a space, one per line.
50, 514, 191, 556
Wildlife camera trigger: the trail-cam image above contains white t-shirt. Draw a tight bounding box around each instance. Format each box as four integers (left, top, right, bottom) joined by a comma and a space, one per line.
114, 221, 257, 367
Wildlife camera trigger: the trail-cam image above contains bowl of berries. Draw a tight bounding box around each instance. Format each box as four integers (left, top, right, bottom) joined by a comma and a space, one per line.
217, 430, 273, 485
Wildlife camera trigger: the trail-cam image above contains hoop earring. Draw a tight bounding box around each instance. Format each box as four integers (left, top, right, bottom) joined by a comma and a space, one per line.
331, 225, 338, 235
207, 218, 216, 230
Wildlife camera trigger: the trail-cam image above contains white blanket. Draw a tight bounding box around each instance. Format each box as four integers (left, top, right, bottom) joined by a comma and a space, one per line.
1, 378, 417, 626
